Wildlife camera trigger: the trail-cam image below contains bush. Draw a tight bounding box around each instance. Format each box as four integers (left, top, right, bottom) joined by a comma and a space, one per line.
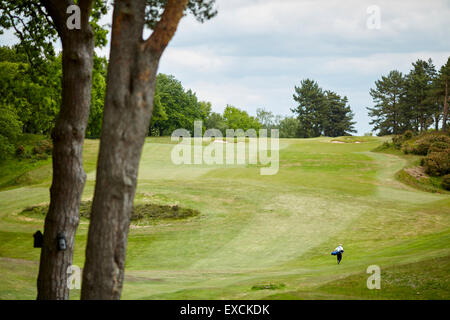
442, 175, 450, 191
402, 142, 414, 154
423, 150, 450, 177
34, 153, 48, 161
429, 141, 449, 154
403, 130, 414, 140
15, 145, 25, 157
413, 140, 431, 155
0, 104, 22, 160
32, 139, 53, 155
0, 135, 14, 160
404, 134, 450, 156
392, 130, 416, 150
392, 135, 404, 149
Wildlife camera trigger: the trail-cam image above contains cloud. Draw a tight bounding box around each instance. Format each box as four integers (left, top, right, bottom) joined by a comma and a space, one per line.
2, 0, 449, 134
159, 0, 450, 134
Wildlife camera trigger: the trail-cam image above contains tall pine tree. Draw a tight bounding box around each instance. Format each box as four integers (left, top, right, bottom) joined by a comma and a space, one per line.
368, 70, 407, 135
404, 59, 436, 132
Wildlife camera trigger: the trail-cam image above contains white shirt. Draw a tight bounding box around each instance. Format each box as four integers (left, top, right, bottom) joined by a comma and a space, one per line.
335, 245, 344, 252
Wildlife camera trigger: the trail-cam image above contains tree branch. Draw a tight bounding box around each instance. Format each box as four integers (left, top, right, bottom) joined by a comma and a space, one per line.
4, 11, 36, 69
35, 3, 57, 31
145, 0, 188, 56
40, 0, 73, 37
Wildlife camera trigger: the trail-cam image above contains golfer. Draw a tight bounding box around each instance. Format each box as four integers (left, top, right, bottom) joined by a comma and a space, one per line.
332, 244, 344, 264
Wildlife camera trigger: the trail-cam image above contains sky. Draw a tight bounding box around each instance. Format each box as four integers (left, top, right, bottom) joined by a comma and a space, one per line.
2, 0, 450, 135
155, 0, 450, 135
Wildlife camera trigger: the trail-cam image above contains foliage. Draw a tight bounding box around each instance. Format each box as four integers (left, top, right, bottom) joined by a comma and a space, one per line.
388, 131, 450, 179
368, 57, 449, 135
422, 150, 450, 177
256, 108, 276, 129
0, 51, 60, 135
86, 56, 107, 138
204, 112, 226, 133
0, 104, 22, 160
368, 70, 407, 135
442, 174, 450, 190
0, 46, 107, 140
145, 0, 217, 29
223, 105, 261, 133
291, 79, 355, 138
278, 117, 300, 138
404, 133, 450, 156
151, 74, 209, 136
32, 139, 53, 156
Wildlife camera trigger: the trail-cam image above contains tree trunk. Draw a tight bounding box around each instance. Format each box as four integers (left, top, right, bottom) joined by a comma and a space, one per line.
37, 1, 94, 300
81, 0, 187, 300
443, 81, 448, 132
435, 113, 439, 131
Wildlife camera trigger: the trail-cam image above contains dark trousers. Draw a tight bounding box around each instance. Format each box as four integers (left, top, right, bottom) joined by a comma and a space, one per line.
337, 252, 342, 264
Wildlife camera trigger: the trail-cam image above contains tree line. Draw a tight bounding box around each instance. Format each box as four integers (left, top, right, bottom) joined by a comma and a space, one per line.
0, 45, 263, 160
368, 57, 450, 135
1, 43, 357, 161
205, 79, 357, 138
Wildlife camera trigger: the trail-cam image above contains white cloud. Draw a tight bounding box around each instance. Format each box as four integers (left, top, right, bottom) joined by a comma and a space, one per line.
161, 0, 450, 134
2, 0, 449, 134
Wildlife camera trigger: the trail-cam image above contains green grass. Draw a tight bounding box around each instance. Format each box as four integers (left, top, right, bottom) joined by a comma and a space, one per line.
0, 136, 449, 300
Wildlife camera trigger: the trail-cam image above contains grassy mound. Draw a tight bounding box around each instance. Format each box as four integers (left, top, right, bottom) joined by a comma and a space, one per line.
20, 200, 199, 223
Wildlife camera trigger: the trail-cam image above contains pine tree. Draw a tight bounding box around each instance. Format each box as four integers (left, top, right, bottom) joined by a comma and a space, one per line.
404, 59, 436, 132
292, 79, 356, 137
368, 70, 407, 135
437, 57, 450, 131
324, 91, 356, 137
291, 79, 327, 138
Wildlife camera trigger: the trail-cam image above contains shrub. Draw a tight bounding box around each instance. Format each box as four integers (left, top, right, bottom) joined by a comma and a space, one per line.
0, 104, 22, 158
35, 153, 48, 161
32, 139, 53, 155
15, 145, 25, 157
402, 142, 415, 154
392, 130, 416, 150
423, 150, 450, 177
405, 134, 450, 156
429, 141, 449, 154
413, 140, 431, 156
392, 135, 404, 149
403, 130, 414, 140
442, 175, 450, 191
0, 135, 14, 160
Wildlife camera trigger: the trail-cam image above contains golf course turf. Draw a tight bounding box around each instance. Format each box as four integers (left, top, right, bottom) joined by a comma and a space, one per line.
0, 136, 449, 299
